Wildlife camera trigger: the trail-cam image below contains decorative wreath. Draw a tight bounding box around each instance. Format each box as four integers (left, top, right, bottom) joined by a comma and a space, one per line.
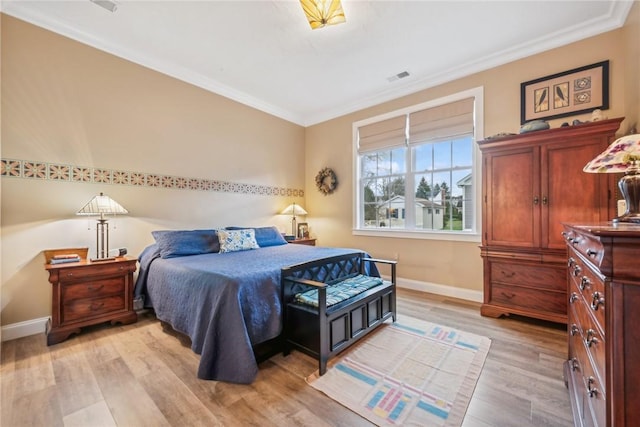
315, 167, 338, 195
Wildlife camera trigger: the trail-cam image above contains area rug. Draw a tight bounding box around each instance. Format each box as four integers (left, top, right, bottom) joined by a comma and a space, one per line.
306, 315, 491, 426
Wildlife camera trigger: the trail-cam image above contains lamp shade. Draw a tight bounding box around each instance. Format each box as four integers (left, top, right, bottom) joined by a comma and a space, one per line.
77, 192, 128, 217
299, 0, 346, 30
77, 193, 128, 259
280, 203, 308, 216
584, 134, 640, 223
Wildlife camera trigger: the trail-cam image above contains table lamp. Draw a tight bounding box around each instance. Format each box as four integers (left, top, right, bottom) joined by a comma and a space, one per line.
583, 134, 640, 223
77, 192, 128, 259
280, 203, 308, 238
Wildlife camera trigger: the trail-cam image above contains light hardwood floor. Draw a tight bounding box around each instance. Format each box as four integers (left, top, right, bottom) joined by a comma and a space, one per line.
1, 289, 573, 427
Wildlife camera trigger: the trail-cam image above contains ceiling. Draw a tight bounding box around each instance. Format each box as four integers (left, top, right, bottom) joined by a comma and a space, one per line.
2, 1, 633, 126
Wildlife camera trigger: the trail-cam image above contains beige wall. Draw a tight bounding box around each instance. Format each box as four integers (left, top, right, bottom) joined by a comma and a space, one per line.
304, 26, 634, 294
1, 15, 305, 325
624, 1, 640, 129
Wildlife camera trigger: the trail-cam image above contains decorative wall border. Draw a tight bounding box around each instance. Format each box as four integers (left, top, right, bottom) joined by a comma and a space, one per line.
0, 159, 304, 197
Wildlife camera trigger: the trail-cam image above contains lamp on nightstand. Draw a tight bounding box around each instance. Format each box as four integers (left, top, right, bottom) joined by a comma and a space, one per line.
584, 134, 640, 223
77, 192, 128, 260
280, 203, 308, 238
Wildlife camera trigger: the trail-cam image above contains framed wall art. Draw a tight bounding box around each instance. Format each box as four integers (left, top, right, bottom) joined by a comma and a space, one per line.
520, 60, 609, 124
297, 222, 309, 239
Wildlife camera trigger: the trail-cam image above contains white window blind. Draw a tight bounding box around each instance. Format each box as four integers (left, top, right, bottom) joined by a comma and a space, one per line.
408, 98, 474, 145
357, 115, 407, 153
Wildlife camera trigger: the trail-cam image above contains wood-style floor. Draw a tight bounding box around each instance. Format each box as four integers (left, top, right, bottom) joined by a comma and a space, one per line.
0, 289, 573, 427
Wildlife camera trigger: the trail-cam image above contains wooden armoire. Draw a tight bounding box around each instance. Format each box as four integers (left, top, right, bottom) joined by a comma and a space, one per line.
479, 117, 623, 323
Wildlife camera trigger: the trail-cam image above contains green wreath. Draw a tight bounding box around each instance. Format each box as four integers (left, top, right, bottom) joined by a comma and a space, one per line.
315, 167, 337, 195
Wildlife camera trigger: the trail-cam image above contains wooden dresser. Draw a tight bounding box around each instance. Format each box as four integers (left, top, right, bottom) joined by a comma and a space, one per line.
45, 257, 138, 345
479, 118, 622, 323
563, 223, 640, 427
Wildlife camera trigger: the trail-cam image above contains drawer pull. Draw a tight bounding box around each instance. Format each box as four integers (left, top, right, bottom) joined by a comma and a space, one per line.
87, 285, 105, 292
571, 357, 579, 372
570, 324, 579, 336
500, 271, 516, 278
586, 248, 598, 257
89, 302, 105, 311
569, 293, 579, 304
567, 257, 575, 268
580, 277, 591, 291
585, 329, 599, 347
572, 265, 582, 277
587, 377, 598, 398
591, 292, 605, 311
572, 238, 581, 245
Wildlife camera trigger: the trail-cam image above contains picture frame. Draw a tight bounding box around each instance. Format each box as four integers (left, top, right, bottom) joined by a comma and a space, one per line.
297, 222, 309, 239
520, 60, 609, 124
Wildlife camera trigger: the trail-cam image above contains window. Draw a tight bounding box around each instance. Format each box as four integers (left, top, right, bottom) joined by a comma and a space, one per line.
354, 88, 483, 241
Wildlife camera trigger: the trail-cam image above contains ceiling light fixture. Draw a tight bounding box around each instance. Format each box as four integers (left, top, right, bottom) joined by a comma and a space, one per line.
90, 0, 118, 13
299, 0, 346, 30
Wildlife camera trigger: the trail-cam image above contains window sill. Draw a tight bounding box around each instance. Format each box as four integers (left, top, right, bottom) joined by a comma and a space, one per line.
352, 228, 481, 243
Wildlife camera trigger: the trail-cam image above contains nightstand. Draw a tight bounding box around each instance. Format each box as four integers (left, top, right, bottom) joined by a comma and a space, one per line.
289, 238, 316, 246
45, 256, 138, 345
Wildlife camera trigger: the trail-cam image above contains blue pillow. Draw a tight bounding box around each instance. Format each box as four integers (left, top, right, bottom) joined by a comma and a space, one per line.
225, 226, 288, 247
151, 229, 220, 259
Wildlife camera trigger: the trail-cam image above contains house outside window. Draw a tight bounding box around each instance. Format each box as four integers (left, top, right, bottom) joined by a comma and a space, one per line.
353, 87, 483, 242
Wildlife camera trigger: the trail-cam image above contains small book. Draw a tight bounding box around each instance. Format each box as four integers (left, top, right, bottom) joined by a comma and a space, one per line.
50, 256, 81, 264
52, 254, 80, 260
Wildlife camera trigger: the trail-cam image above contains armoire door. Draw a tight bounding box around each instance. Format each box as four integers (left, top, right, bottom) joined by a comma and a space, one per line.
483, 146, 540, 248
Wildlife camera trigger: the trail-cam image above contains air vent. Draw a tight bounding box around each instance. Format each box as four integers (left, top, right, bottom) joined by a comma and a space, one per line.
387, 71, 410, 82
90, 0, 118, 12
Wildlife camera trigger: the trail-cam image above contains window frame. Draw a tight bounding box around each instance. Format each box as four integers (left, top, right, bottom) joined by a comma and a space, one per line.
352, 87, 484, 242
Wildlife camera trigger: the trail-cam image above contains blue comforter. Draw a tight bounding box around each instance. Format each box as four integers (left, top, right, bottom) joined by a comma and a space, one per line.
134, 244, 365, 383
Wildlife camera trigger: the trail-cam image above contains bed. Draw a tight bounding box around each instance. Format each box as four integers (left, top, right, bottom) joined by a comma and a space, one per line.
134, 227, 370, 384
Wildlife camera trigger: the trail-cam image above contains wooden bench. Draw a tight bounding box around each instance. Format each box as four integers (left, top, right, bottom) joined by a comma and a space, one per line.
281, 252, 396, 375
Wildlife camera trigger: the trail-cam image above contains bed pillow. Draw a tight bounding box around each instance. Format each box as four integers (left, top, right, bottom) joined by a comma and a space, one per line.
218, 229, 260, 253
226, 226, 288, 247
151, 229, 220, 259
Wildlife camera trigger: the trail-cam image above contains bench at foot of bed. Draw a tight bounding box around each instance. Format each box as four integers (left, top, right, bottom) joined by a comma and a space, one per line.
281, 252, 397, 375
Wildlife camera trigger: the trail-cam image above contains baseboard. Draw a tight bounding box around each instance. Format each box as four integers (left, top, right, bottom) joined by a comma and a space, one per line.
396, 277, 483, 303
1, 279, 481, 342
1, 317, 49, 342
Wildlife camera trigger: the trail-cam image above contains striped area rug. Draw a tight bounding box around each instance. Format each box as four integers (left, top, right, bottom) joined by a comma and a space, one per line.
306, 315, 491, 426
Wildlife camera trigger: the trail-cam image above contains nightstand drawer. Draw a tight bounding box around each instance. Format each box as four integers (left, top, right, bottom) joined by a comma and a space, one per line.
57, 262, 135, 282
63, 295, 126, 323
62, 277, 125, 301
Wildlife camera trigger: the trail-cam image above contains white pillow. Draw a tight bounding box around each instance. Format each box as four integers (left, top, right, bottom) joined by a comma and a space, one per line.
217, 229, 259, 253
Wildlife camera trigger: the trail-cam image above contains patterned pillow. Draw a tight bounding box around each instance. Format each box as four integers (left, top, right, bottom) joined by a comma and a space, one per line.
218, 229, 260, 253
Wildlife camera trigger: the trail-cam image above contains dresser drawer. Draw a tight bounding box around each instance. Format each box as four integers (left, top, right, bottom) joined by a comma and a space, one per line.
62, 277, 125, 301
62, 295, 126, 323
490, 283, 567, 315
568, 251, 605, 329
563, 229, 605, 268
56, 262, 135, 282
568, 295, 605, 390
490, 261, 566, 291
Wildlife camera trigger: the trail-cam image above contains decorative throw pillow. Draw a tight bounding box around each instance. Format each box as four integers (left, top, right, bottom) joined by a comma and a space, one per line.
218, 229, 260, 253
225, 226, 287, 247
151, 229, 220, 259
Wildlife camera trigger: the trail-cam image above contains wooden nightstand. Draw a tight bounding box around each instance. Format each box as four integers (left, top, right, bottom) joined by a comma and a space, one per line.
45, 256, 138, 345
289, 238, 316, 246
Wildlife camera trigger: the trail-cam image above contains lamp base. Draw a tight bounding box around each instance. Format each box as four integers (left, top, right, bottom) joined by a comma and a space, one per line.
90, 257, 116, 262
615, 173, 640, 224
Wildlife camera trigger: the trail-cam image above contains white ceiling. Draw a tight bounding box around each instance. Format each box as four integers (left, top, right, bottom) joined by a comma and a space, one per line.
2, 1, 633, 126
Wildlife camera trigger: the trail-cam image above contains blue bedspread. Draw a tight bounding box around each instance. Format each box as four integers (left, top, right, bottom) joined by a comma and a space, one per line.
134, 244, 365, 383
